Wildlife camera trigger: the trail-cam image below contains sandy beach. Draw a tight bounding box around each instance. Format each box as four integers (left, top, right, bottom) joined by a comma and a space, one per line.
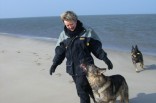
0, 34, 156, 103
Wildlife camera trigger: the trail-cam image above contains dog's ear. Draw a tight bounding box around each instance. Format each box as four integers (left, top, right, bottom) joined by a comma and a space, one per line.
135, 45, 139, 51
131, 45, 135, 52
99, 68, 106, 74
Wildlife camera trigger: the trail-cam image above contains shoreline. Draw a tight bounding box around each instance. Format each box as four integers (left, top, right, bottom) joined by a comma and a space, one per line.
1, 33, 156, 56
0, 34, 156, 103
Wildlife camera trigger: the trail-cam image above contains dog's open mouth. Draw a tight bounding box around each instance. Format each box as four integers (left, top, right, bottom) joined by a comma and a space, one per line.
80, 64, 87, 72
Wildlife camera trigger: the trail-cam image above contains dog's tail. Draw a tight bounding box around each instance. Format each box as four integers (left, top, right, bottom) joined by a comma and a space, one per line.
123, 81, 129, 103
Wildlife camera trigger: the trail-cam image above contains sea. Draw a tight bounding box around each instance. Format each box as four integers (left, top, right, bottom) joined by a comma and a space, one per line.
0, 14, 156, 56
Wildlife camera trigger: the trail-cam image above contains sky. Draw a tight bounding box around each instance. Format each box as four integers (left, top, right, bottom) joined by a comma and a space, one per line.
0, 0, 156, 18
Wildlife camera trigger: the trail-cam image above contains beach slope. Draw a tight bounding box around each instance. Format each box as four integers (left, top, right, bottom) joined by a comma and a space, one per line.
0, 34, 156, 103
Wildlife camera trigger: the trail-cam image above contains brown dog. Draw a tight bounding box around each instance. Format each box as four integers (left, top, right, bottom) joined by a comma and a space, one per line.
80, 63, 129, 103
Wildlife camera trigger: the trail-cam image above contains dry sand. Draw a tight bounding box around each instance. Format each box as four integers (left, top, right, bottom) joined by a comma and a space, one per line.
0, 34, 156, 103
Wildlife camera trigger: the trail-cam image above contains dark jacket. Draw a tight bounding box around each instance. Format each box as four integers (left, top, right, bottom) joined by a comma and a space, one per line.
53, 20, 108, 76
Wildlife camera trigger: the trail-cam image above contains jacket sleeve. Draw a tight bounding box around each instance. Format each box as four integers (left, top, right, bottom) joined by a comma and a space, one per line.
53, 43, 66, 66
52, 32, 66, 66
88, 30, 108, 61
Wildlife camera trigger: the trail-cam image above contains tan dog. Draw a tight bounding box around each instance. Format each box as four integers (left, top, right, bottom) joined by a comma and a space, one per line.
80, 63, 129, 103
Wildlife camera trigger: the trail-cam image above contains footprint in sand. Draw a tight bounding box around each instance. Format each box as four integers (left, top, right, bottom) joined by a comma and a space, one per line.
34, 59, 41, 66
1, 50, 6, 53
55, 73, 62, 77
46, 57, 51, 60
36, 62, 41, 66
32, 52, 39, 57
32, 52, 42, 66
40, 68, 45, 71
32, 52, 37, 55
16, 50, 21, 53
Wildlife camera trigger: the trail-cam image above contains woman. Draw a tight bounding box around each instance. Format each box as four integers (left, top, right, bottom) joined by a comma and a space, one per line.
50, 11, 113, 103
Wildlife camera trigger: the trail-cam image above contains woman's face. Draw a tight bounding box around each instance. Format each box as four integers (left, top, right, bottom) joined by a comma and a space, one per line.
64, 20, 77, 31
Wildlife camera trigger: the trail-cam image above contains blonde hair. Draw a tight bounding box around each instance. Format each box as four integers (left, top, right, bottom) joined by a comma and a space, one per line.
60, 11, 78, 22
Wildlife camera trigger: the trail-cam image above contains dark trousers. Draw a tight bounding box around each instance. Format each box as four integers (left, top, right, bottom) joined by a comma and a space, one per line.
72, 75, 95, 103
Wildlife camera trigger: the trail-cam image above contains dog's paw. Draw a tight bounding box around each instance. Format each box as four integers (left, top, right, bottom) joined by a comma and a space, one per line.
136, 70, 140, 73
136, 69, 144, 73
135, 69, 140, 73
